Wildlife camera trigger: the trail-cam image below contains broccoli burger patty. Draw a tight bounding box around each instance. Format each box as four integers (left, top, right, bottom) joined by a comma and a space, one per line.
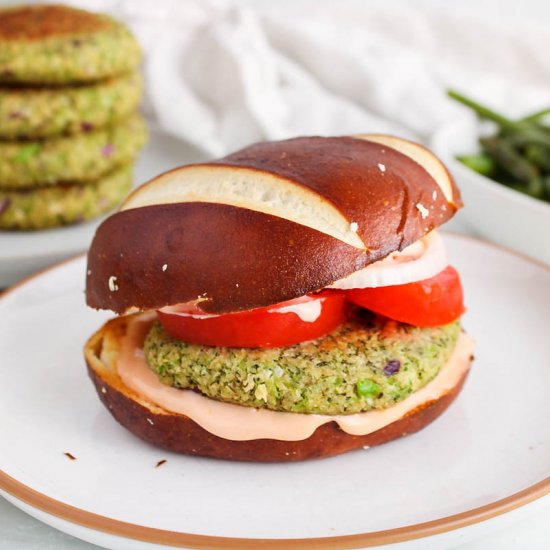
0, 72, 143, 139
0, 113, 147, 188
0, 163, 132, 230
144, 318, 461, 415
0, 5, 141, 84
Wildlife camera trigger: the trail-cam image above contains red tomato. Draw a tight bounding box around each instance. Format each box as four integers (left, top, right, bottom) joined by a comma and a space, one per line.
157, 292, 348, 348
346, 266, 465, 327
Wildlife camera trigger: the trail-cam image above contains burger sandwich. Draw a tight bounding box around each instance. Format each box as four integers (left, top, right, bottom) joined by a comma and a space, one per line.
84, 135, 474, 462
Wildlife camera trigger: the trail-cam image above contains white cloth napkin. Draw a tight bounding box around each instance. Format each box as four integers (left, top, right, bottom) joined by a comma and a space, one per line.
54, 0, 550, 156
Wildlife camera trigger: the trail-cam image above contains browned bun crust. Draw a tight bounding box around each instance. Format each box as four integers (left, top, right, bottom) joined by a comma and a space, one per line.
216, 137, 462, 244
0, 5, 109, 41
86, 203, 366, 314
86, 136, 461, 314
84, 316, 471, 462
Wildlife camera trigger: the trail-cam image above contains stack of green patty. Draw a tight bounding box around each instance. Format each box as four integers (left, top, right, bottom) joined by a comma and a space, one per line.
0, 4, 147, 230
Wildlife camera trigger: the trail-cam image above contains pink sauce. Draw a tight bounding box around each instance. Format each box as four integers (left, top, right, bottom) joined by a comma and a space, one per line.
117, 313, 474, 442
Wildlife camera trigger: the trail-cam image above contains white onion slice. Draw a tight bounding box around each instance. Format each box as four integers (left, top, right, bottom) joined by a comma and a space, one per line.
329, 231, 448, 289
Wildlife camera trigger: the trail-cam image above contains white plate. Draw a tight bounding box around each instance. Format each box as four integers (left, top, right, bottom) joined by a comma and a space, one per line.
0, 234, 549, 550
0, 130, 205, 288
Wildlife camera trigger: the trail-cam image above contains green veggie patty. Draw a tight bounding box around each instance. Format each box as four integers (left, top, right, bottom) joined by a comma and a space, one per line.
0, 113, 147, 188
0, 163, 132, 230
0, 72, 143, 139
0, 5, 141, 84
143, 318, 461, 415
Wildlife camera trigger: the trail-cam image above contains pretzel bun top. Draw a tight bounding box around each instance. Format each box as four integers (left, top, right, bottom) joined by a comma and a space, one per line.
86, 135, 461, 314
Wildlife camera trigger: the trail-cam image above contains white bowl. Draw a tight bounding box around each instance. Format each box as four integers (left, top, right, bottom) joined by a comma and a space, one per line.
431, 118, 550, 265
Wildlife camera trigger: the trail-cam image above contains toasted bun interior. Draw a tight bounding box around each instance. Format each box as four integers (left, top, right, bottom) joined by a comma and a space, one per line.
84, 315, 473, 462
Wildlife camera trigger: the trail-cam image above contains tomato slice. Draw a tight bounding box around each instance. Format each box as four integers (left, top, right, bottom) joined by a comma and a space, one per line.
346, 266, 465, 327
157, 291, 348, 348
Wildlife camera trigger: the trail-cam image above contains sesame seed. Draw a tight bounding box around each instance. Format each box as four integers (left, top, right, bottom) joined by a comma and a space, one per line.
87, 269, 92, 276
101, 387, 107, 394
363, 445, 370, 450
147, 418, 154, 425
350, 221, 359, 232
415, 203, 429, 219
432, 190, 437, 200
377, 163, 386, 173
162, 264, 168, 272
235, 283, 239, 287
108, 276, 118, 292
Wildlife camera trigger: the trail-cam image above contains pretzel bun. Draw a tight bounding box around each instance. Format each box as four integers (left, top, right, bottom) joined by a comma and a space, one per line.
84, 315, 472, 462
86, 135, 461, 314
84, 135, 468, 462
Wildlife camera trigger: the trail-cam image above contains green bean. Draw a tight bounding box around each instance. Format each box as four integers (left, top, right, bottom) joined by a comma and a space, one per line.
448, 89, 550, 204
456, 153, 496, 176
521, 106, 550, 123
447, 90, 515, 128
525, 144, 550, 171
502, 124, 550, 149
526, 178, 545, 198
480, 137, 539, 184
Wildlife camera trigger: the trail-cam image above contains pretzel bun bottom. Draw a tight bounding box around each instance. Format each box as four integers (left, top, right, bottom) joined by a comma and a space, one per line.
85, 318, 471, 462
